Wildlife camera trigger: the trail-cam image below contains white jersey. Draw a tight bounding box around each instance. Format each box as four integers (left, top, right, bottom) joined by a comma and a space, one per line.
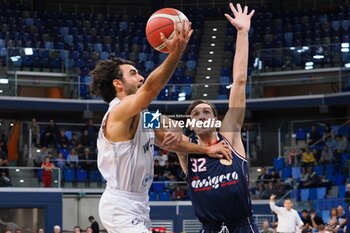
97, 97, 155, 193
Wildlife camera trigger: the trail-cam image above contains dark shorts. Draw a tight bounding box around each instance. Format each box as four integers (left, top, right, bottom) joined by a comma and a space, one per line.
200, 223, 260, 233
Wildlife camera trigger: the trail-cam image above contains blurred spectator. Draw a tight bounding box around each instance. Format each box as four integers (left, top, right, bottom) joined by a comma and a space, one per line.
57, 129, 69, 147
41, 156, 55, 187
336, 134, 348, 154
58, 143, 70, 159
168, 174, 177, 193
320, 145, 333, 166
270, 168, 280, 183
325, 208, 339, 232
162, 161, 176, 180
67, 148, 79, 169
34, 146, 48, 170
337, 205, 347, 231
73, 226, 81, 233
88, 216, 99, 233
0, 171, 12, 187
301, 167, 321, 188
154, 159, 164, 181
38, 228, 44, 233
69, 133, 80, 148
42, 120, 59, 147
81, 147, 94, 186
80, 130, 92, 147
0, 135, 7, 155
30, 118, 40, 146
309, 126, 322, 146
302, 147, 316, 167
264, 181, 277, 198
310, 209, 324, 231
325, 137, 338, 153
345, 205, 350, 233
300, 209, 312, 232
173, 186, 186, 200
0, 157, 9, 177
85, 227, 93, 233
81, 119, 97, 144
0, 146, 7, 160
255, 182, 268, 199
55, 152, 66, 170
257, 167, 271, 185
53, 225, 60, 233
323, 124, 334, 141
154, 149, 168, 167
260, 220, 273, 233
345, 184, 350, 205
317, 224, 331, 233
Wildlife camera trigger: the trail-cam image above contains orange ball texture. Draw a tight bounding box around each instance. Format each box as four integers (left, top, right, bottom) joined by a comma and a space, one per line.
146, 8, 188, 53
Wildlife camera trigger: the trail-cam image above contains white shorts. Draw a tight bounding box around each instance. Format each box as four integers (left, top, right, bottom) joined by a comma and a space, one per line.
99, 186, 152, 233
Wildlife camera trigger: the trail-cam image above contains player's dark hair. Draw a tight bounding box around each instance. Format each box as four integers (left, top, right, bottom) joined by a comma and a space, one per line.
90, 55, 135, 103
186, 100, 218, 117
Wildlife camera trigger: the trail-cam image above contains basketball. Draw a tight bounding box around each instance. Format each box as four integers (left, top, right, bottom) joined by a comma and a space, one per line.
146, 8, 188, 53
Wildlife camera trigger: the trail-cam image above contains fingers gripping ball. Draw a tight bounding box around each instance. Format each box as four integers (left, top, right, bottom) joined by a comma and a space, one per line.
146, 8, 188, 53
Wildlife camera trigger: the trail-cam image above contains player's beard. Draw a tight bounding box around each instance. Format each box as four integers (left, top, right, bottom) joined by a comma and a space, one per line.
124, 84, 138, 95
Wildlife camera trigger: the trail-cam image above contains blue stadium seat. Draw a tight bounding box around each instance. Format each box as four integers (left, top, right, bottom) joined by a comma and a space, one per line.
300, 189, 309, 201
295, 128, 307, 141
152, 183, 164, 193
149, 192, 158, 201
89, 170, 102, 182
313, 165, 323, 176
186, 60, 197, 70
281, 167, 291, 179
292, 167, 301, 180
76, 169, 87, 182
63, 169, 75, 182
316, 187, 326, 199
159, 191, 171, 201
273, 158, 285, 172
322, 210, 330, 223
309, 188, 317, 200
38, 169, 43, 183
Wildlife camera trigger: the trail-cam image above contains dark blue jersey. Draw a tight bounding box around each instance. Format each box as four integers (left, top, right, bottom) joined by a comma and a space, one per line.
185, 133, 254, 229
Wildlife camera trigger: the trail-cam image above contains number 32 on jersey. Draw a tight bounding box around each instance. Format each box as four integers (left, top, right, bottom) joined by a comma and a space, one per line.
190, 158, 207, 172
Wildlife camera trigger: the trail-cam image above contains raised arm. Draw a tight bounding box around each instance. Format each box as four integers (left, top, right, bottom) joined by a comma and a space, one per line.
113, 21, 193, 121
269, 194, 283, 215
220, 3, 254, 157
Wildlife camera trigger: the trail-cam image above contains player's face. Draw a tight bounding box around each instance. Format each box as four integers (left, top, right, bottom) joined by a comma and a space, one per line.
190, 103, 217, 135
119, 64, 145, 95
284, 199, 293, 210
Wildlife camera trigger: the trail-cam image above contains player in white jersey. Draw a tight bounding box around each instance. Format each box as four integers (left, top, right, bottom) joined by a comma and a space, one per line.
91, 20, 231, 233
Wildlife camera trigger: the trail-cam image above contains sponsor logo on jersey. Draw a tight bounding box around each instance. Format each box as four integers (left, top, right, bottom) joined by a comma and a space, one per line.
142, 173, 153, 186
143, 137, 154, 153
220, 159, 232, 166
191, 171, 239, 192
131, 217, 144, 225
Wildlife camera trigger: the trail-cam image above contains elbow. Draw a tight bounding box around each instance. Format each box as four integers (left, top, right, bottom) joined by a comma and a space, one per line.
234, 73, 247, 84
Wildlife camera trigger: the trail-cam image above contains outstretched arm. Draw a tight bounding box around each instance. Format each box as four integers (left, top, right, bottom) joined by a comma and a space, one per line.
112, 21, 193, 122
220, 3, 254, 157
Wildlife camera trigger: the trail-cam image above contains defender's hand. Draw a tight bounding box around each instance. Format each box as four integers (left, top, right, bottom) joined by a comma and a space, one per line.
224, 3, 254, 32
205, 141, 232, 161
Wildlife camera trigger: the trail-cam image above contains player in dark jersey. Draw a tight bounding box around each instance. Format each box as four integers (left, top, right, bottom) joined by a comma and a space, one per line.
175, 3, 258, 233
